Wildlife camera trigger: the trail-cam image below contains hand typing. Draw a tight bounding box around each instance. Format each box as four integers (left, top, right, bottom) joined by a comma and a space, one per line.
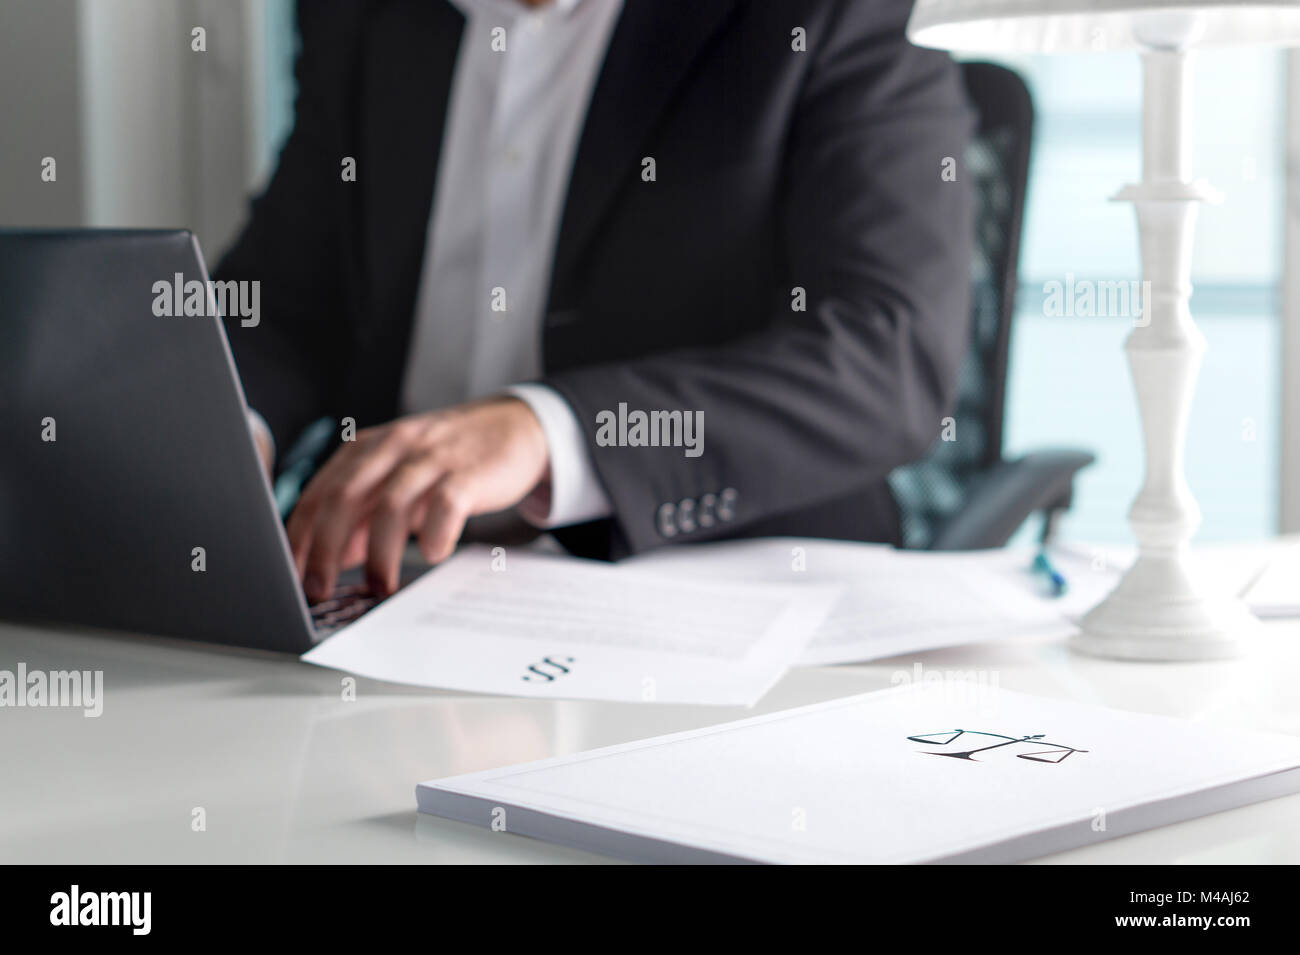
287, 396, 549, 601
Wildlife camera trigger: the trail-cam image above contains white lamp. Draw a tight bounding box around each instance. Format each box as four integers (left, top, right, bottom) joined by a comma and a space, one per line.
908, 1, 1300, 660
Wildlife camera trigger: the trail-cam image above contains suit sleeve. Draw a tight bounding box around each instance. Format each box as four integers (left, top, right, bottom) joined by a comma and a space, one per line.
213, 0, 361, 455
543, 0, 976, 558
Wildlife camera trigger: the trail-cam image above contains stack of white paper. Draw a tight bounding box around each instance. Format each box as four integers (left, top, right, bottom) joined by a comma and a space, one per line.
305, 539, 1131, 704
418, 685, 1300, 864
627, 538, 1119, 665
1243, 547, 1300, 618
303, 545, 838, 706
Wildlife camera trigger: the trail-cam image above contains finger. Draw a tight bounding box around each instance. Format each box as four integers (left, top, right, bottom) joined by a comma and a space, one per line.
341, 521, 370, 571
302, 480, 378, 602
418, 475, 473, 565
366, 459, 440, 595
298, 520, 367, 598
297, 438, 420, 598
288, 427, 411, 572
286, 496, 320, 578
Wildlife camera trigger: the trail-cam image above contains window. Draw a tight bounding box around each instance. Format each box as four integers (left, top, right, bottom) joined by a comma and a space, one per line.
969, 49, 1284, 543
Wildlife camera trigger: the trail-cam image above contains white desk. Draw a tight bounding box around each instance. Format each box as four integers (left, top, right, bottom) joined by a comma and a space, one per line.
2, 557, 1298, 864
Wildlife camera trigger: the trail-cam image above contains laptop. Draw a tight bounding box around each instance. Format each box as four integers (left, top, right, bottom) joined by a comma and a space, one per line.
0, 228, 409, 652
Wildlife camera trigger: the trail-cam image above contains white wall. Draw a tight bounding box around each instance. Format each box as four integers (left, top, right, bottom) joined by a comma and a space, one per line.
0, 0, 86, 226
78, 0, 194, 232
78, 0, 262, 258
0, 0, 288, 260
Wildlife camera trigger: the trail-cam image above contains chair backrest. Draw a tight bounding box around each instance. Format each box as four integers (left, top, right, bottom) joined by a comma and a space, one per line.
888, 60, 1033, 549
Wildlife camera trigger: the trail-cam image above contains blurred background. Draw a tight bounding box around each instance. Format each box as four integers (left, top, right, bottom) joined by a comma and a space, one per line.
990, 48, 1295, 547
1, 0, 1296, 546
0, 0, 295, 255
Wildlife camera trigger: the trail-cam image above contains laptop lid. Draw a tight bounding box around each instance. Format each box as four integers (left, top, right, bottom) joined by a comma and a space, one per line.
0, 229, 316, 652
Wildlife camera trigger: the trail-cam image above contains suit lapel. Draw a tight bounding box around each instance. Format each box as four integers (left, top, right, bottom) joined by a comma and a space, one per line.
550, 0, 744, 294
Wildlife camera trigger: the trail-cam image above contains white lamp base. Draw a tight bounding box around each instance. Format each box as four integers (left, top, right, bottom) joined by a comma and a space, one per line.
1064, 41, 1258, 663
1071, 552, 1258, 661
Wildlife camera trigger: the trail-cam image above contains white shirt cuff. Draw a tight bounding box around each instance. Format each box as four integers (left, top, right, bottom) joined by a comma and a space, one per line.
504, 384, 613, 528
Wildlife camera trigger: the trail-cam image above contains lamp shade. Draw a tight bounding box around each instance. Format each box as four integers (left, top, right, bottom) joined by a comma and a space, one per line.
907, 0, 1300, 52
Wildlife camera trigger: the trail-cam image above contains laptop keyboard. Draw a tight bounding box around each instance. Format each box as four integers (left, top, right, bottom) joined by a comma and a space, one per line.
307, 566, 427, 635
309, 583, 382, 634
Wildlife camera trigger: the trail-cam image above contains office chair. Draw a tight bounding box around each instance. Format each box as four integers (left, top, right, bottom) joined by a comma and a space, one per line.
888, 61, 1094, 551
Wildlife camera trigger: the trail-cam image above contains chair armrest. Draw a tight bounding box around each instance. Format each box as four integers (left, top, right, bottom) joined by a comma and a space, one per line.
928, 449, 1095, 551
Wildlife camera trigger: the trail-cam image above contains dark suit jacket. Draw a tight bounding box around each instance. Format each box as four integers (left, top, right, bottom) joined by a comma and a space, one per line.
216, 0, 974, 560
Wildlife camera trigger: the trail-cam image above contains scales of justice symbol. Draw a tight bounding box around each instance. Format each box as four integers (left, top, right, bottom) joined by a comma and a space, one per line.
906, 729, 1089, 764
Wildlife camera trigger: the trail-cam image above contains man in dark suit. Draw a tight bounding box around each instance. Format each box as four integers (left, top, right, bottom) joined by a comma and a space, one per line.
217, 0, 973, 603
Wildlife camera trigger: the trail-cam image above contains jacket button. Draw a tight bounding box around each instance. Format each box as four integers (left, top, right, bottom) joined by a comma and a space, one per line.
718, 487, 738, 522
656, 502, 678, 538
677, 498, 697, 534
698, 493, 717, 528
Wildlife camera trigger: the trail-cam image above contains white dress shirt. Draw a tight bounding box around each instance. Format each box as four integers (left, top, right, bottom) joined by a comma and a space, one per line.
400, 0, 621, 527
